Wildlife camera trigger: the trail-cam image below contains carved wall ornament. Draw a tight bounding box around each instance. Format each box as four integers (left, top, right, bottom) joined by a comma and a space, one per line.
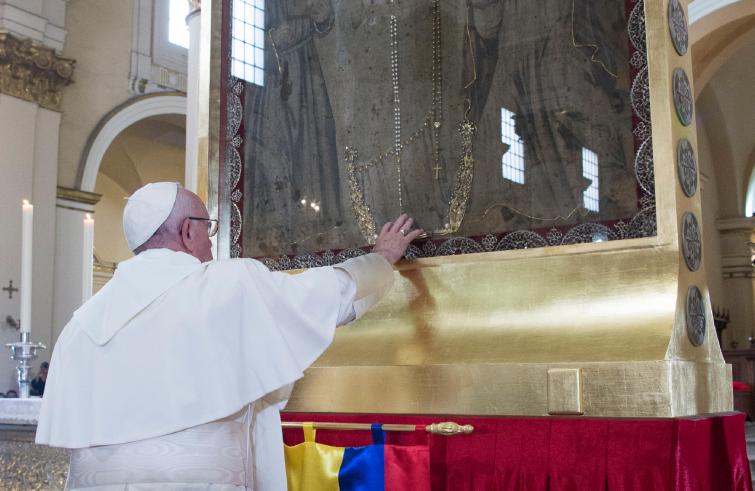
668, 0, 688, 56
676, 138, 697, 197
672, 68, 693, 126
685, 285, 706, 347
681, 212, 701, 272
0, 33, 75, 110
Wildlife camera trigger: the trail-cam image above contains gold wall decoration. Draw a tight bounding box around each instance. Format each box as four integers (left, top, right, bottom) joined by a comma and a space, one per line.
56, 186, 102, 206
206, 0, 731, 418
0, 33, 75, 110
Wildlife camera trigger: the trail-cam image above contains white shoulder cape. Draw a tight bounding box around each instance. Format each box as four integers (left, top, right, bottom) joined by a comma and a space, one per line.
35, 249, 392, 448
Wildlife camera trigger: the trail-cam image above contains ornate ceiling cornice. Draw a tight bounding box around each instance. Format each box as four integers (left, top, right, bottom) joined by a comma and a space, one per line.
0, 32, 75, 110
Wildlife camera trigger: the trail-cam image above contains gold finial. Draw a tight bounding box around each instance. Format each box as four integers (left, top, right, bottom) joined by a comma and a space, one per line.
425, 422, 474, 436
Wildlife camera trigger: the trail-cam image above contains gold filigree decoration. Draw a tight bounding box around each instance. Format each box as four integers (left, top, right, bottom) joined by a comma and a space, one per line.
0, 33, 75, 110
346, 117, 477, 241
345, 146, 378, 242
443, 119, 476, 235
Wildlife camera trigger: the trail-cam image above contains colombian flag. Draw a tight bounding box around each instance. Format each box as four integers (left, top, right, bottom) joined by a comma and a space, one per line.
285, 423, 431, 491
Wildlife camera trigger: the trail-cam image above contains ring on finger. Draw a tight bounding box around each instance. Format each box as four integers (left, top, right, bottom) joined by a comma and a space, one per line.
400, 228, 408, 236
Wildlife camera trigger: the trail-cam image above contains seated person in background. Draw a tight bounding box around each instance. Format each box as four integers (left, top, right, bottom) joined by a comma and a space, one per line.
31, 362, 49, 396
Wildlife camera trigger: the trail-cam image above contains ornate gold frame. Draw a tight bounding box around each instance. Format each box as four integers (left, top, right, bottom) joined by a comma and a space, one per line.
201, 0, 730, 417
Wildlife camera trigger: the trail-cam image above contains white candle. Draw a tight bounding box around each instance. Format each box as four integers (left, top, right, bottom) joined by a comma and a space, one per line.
82, 214, 94, 302
20, 200, 33, 333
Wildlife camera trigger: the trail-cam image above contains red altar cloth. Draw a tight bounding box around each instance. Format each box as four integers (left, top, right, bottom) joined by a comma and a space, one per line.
281, 412, 752, 490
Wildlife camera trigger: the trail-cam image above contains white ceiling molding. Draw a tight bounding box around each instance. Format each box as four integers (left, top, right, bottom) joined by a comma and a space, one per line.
689, 0, 742, 25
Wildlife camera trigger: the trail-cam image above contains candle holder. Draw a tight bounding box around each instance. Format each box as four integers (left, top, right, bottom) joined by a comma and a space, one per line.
6, 332, 46, 398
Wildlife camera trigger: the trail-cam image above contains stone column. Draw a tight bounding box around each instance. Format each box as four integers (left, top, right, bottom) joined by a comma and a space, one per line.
52, 188, 101, 344
0, 32, 74, 389
716, 216, 755, 348
185, 0, 202, 193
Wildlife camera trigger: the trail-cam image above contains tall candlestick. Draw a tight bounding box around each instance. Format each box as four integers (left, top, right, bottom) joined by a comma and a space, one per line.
82, 214, 94, 302
20, 200, 33, 333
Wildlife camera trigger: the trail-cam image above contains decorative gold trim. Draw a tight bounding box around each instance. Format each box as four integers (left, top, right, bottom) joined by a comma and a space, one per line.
56, 186, 102, 206
444, 119, 476, 234
345, 147, 378, 243
0, 32, 75, 110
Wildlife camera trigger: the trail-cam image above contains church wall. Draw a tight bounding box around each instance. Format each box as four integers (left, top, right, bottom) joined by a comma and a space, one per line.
57, 0, 134, 188
0, 0, 67, 50
0, 95, 59, 391
93, 174, 133, 265
697, 119, 727, 344
693, 33, 755, 349
702, 41, 755, 212
51, 203, 90, 344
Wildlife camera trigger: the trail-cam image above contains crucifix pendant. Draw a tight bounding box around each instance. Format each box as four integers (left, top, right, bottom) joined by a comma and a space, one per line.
433, 164, 442, 180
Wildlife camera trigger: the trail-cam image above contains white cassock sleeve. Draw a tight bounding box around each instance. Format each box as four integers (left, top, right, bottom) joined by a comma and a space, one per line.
335, 270, 357, 325
252, 253, 394, 491
331, 253, 395, 321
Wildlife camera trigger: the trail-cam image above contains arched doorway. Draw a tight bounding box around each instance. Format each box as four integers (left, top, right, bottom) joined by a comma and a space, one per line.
77, 95, 187, 290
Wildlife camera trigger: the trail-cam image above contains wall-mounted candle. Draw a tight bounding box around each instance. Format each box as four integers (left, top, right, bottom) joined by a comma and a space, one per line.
20, 200, 33, 333
82, 214, 94, 302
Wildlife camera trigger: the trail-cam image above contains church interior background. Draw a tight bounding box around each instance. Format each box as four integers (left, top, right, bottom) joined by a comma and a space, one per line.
0, 0, 753, 488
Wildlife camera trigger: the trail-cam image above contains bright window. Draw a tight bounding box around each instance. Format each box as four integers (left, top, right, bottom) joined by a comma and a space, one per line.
168, 0, 190, 49
582, 148, 600, 212
232, 0, 265, 86
501, 107, 525, 184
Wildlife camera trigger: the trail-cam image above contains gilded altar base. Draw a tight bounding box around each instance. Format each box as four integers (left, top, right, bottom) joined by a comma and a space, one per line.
286, 240, 732, 418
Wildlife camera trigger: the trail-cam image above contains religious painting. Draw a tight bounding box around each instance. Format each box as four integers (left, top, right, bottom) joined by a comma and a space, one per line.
220, 0, 655, 265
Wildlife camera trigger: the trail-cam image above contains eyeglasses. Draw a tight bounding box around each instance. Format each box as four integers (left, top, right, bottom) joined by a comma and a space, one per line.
188, 217, 219, 237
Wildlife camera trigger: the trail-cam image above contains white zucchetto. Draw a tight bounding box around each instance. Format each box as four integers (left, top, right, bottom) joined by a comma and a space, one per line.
123, 182, 179, 250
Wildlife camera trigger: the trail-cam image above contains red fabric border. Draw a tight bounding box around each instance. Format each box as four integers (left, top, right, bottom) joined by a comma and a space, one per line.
281, 412, 752, 491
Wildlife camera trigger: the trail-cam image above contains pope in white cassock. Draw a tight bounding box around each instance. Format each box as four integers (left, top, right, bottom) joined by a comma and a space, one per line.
35, 182, 423, 490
